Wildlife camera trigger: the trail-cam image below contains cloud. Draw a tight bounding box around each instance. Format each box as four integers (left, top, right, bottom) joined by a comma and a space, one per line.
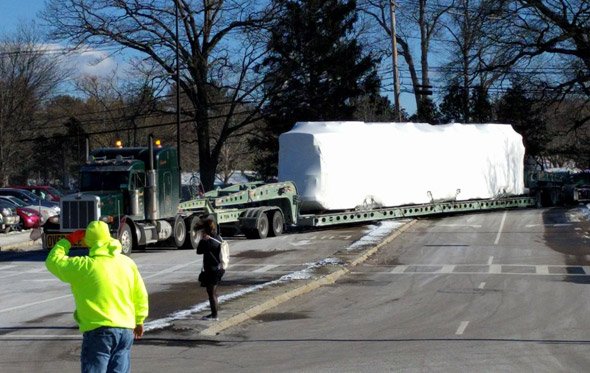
39, 43, 121, 78
73, 48, 119, 77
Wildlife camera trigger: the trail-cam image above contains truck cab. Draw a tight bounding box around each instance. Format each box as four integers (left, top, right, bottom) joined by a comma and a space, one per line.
44, 138, 181, 254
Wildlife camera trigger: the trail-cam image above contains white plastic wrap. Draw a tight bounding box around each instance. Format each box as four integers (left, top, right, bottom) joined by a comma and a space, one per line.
278, 121, 525, 212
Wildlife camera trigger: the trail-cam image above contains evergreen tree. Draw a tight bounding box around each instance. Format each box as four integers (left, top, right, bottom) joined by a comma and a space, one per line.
496, 83, 548, 161
439, 83, 492, 123
439, 84, 465, 123
470, 85, 492, 123
252, 0, 381, 178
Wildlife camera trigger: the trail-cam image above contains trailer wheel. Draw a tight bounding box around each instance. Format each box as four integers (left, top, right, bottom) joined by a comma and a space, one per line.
255, 213, 269, 239
269, 211, 284, 237
173, 216, 187, 248
119, 223, 134, 256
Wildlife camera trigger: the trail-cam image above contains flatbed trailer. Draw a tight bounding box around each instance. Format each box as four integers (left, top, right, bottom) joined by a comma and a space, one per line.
178, 181, 537, 245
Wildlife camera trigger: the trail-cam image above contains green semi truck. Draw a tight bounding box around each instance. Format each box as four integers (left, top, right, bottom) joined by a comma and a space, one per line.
43, 136, 544, 255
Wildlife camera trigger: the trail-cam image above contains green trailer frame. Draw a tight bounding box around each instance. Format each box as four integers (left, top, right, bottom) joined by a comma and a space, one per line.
178, 181, 537, 237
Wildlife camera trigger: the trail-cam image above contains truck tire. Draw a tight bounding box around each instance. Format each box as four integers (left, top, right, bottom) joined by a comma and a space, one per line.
251, 212, 269, 239
173, 216, 187, 248
119, 223, 134, 255
269, 211, 284, 237
182, 215, 202, 250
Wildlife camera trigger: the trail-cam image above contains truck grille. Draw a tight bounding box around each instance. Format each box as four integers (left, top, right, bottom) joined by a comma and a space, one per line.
61, 195, 101, 230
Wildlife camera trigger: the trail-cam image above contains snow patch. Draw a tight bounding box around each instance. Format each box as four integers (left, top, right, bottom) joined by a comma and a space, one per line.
567, 204, 590, 222
347, 220, 408, 251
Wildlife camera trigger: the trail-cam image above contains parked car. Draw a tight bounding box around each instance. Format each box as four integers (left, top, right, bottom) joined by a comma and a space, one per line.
0, 189, 60, 224
0, 200, 21, 233
11, 185, 64, 202
0, 196, 42, 229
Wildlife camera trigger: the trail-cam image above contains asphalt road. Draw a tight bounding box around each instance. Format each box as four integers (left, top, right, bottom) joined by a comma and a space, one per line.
196, 206, 589, 372
0, 221, 404, 372
1, 205, 589, 371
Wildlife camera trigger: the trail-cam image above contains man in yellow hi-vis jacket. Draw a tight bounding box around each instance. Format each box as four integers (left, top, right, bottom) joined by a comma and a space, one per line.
46, 220, 148, 373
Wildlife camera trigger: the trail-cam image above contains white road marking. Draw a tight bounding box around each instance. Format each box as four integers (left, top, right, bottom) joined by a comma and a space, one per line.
487, 256, 494, 265
289, 240, 312, 247
526, 224, 572, 228
438, 224, 482, 228
456, 321, 469, 335
391, 265, 408, 273
142, 260, 201, 280
0, 265, 17, 271
439, 265, 455, 273
478, 282, 486, 289
489, 265, 502, 274
253, 264, 278, 273
0, 268, 45, 280
0, 294, 71, 314
494, 212, 507, 245
353, 264, 590, 276
0, 334, 80, 340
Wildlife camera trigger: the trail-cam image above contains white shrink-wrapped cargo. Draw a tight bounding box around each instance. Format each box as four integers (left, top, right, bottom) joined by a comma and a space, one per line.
278, 121, 525, 212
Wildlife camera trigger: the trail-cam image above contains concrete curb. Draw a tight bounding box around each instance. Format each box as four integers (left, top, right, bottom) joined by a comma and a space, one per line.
201, 219, 417, 336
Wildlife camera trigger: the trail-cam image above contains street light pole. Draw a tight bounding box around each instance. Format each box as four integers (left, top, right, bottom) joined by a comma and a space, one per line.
389, 0, 402, 122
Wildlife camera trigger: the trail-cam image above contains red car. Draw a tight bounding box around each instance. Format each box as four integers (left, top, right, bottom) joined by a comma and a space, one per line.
10, 185, 64, 202
15, 206, 41, 229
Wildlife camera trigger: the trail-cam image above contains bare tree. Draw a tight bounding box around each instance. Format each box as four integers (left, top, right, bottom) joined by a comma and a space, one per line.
484, 0, 590, 126
0, 23, 66, 185
359, 0, 450, 120
42, 0, 276, 190
74, 67, 166, 148
438, 0, 509, 122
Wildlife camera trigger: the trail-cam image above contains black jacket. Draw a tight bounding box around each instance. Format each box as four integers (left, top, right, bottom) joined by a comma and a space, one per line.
196, 235, 222, 272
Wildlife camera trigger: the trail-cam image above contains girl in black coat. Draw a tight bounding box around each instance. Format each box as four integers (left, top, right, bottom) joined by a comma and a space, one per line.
195, 218, 225, 320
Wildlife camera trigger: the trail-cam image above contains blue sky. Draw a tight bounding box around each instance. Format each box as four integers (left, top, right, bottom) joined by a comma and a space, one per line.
0, 1, 416, 114
0, 1, 46, 33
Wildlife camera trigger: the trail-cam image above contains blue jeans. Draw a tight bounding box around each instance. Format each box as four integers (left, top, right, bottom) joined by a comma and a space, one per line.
81, 327, 134, 373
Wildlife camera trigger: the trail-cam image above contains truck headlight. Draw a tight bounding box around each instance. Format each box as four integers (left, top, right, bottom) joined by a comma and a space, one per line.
100, 215, 114, 223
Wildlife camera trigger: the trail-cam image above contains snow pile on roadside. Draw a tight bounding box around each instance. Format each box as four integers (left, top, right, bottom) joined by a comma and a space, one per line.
567, 204, 590, 222
144, 221, 404, 332
347, 220, 408, 251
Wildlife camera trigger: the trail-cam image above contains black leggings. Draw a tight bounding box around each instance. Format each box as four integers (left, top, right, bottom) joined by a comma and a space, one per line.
206, 285, 219, 317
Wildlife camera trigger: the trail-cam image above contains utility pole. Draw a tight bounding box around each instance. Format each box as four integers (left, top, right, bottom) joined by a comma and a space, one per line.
175, 1, 182, 175
389, 0, 402, 122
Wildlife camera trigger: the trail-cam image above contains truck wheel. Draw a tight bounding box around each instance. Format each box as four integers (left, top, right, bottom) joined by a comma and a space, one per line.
119, 223, 134, 256
269, 211, 284, 237
173, 216, 187, 248
182, 215, 202, 250
254, 213, 269, 239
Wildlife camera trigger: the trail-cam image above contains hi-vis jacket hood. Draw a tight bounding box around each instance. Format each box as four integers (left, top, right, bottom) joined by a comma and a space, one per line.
45, 221, 148, 332
85, 220, 122, 257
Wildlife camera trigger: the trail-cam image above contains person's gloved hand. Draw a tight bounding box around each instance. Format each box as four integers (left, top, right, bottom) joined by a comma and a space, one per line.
66, 230, 85, 245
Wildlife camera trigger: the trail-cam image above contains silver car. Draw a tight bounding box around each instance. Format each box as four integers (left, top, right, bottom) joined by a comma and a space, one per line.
0, 199, 21, 233
0, 195, 59, 225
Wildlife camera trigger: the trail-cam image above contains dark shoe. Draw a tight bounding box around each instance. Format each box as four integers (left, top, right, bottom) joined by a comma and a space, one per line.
201, 314, 218, 321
